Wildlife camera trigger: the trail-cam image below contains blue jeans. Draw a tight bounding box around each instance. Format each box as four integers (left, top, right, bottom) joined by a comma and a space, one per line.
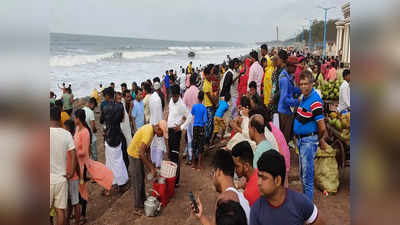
205, 107, 215, 142
90, 141, 98, 161
185, 121, 193, 161
297, 134, 318, 200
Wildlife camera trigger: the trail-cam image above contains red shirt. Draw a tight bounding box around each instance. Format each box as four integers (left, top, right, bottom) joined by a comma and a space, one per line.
244, 170, 260, 206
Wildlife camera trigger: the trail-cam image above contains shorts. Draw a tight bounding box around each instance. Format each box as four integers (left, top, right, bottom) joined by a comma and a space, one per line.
68, 180, 80, 206
213, 117, 226, 134
192, 126, 205, 157
50, 180, 68, 209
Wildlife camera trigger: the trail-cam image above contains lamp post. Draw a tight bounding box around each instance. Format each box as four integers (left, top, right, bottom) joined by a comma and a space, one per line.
318, 6, 335, 58
305, 18, 313, 51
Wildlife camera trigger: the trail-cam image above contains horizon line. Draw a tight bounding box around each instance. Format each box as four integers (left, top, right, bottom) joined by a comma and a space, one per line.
50, 32, 255, 45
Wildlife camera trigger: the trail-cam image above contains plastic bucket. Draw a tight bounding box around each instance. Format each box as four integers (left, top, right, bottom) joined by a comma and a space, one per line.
166, 176, 177, 199
160, 161, 177, 178
152, 180, 168, 207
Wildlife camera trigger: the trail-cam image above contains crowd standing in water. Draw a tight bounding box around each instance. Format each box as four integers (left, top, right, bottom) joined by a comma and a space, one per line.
50, 44, 350, 225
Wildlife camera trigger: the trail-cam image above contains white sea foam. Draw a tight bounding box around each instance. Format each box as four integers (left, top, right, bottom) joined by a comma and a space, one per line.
123, 50, 177, 59
50, 50, 178, 67
168, 46, 212, 51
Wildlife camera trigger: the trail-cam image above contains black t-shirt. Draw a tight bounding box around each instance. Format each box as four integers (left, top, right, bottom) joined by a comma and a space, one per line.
100, 101, 124, 147
220, 71, 233, 98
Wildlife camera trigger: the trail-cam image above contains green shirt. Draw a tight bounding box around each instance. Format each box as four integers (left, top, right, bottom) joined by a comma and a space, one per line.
50, 98, 56, 105
62, 93, 73, 110
253, 140, 275, 169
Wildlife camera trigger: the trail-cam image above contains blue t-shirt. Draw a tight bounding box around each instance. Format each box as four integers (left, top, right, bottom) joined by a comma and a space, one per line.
278, 69, 301, 115
215, 100, 229, 118
165, 75, 170, 88
293, 88, 324, 135
191, 103, 207, 127
132, 100, 145, 129
250, 189, 317, 225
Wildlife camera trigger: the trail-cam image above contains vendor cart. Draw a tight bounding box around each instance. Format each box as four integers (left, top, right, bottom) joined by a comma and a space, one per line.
323, 99, 339, 114
323, 98, 350, 181
326, 122, 350, 181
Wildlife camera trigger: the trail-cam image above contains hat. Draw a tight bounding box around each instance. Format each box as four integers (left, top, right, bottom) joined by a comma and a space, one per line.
157, 120, 168, 139
153, 82, 161, 90
287, 56, 298, 66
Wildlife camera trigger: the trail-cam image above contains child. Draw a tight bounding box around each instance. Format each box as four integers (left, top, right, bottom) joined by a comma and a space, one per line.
63, 119, 82, 225
191, 91, 208, 171
210, 92, 231, 146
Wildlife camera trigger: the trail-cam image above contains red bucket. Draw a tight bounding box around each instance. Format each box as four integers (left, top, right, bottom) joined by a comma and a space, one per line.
152, 180, 168, 207
166, 176, 176, 199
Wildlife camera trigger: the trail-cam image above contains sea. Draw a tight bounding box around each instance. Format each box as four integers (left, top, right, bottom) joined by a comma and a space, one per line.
50, 33, 256, 97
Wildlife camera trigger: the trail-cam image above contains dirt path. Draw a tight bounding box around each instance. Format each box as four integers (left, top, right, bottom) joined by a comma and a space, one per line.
82, 108, 350, 225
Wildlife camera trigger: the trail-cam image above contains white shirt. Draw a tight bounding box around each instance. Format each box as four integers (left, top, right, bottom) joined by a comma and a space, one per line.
247, 61, 264, 95
264, 127, 279, 151
225, 187, 251, 224
83, 106, 97, 143
179, 73, 187, 91
120, 101, 132, 145
143, 94, 151, 124
149, 92, 163, 125
231, 69, 240, 98
337, 80, 350, 112
167, 98, 191, 130
50, 127, 75, 185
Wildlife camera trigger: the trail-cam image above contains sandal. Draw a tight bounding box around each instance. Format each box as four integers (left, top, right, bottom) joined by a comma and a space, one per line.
133, 209, 144, 216
80, 217, 87, 225
102, 190, 111, 196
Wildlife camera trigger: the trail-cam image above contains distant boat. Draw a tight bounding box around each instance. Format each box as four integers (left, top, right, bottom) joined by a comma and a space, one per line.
188, 51, 195, 58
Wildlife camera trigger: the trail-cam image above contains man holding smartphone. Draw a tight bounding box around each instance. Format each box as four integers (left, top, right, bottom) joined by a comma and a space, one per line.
191, 150, 250, 225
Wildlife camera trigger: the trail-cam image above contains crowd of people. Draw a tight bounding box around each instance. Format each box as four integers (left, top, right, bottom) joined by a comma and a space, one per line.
50, 43, 350, 225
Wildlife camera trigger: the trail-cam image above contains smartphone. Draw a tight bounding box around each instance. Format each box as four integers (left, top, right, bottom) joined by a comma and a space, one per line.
188, 192, 199, 213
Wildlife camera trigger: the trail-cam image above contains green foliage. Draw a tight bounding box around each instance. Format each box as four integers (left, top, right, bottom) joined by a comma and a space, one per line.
288, 19, 338, 43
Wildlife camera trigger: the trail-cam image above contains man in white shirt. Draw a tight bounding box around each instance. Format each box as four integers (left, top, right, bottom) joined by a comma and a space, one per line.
167, 84, 191, 187
143, 82, 152, 124
83, 97, 98, 160
150, 82, 167, 167
247, 50, 264, 95
337, 69, 350, 113
50, 106, 76, 225
179, 68, 187, 96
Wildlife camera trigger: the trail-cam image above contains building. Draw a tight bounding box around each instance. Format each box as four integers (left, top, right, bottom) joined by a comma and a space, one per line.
335, 2, 350, 65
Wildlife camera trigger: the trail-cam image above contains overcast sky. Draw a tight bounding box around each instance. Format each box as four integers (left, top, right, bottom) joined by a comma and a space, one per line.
51, 0, 347, 43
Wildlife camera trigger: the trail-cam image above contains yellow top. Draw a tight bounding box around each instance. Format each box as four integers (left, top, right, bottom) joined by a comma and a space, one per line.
61, 111, 70, 129
188, 64, 192, 74
263, 55, 274, 105
203, 78, 213, 107
91, 88, 100, 104
127, 124, 154, 158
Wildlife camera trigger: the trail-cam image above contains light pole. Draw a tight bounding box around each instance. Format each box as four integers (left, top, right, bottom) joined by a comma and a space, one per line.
305, 18, 313, 52
318, 6, 335, 58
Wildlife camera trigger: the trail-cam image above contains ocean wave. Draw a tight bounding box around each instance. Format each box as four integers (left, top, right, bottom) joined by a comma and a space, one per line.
123, 50, 176, 59
168, 46, 212, 51
50, 50, 177, 67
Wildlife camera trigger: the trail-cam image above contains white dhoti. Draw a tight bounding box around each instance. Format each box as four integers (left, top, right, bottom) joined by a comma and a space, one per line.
150, 136, 166, 168
105, 142, 129, 186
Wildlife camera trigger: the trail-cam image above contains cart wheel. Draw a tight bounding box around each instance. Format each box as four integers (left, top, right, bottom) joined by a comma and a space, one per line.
332, 139, 345, 181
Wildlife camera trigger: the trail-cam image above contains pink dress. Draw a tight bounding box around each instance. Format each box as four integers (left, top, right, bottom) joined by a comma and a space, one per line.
327, 68, 337, 81
74, 127, 114, 200
269, 122, 290, 172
